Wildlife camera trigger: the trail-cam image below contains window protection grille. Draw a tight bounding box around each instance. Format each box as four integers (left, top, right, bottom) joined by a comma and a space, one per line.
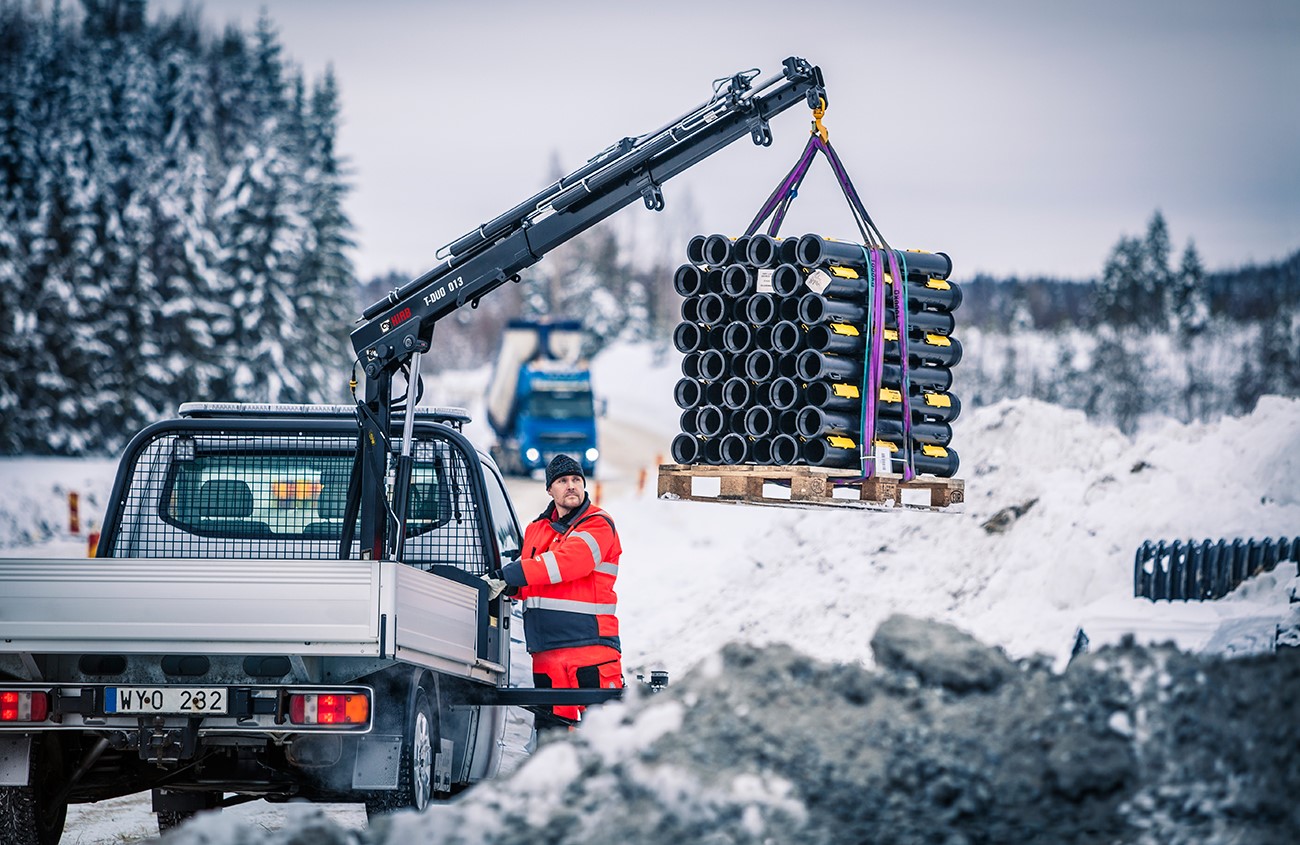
107, 425, 488, 575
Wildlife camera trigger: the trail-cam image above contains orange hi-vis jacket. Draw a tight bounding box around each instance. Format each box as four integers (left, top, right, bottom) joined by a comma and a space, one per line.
500, 495, 621, 655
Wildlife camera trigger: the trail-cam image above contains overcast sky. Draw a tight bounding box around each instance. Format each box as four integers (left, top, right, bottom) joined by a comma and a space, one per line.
158, 0, 1299, 283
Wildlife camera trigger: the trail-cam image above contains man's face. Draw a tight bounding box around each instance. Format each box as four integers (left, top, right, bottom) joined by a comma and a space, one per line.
547, 473, 585, 513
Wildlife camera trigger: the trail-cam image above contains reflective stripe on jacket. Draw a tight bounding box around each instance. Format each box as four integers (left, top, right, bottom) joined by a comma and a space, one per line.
501, 495, 621, 654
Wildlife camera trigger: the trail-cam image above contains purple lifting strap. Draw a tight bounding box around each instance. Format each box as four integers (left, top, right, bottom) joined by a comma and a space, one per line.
885, 248, 916, 481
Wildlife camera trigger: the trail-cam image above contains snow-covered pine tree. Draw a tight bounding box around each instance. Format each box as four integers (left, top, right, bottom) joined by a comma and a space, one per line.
290, 67, 354, 402
150, 28, 229, 407
211, 14, 308, 403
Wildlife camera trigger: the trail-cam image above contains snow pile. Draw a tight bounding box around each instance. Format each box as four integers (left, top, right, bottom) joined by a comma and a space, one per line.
612, 393, 1300, 678
167, 616, 1300, 845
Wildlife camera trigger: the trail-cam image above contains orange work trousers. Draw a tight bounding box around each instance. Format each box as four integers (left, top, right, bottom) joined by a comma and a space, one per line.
531, 644, 624, 721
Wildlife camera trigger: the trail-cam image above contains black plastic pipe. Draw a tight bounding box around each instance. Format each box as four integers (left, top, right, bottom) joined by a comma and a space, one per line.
671, 432, 701, 464
721, 376, 752, 410
805, 380, 862, 411
704, 380, 726, 407
673, 321, 704, 353
888, 334, 963, 368
771, 263, 804, 297
697, 293, 731, 327
796, 406, 857, 438
722, 264, 754, 297
681, 352, 702, 380
685, 235, 707, 266
770, 376, 803, 410
744, 349, 777, 382
674, 377, 703, 409
887, 309, 955, 336
744, 405, 776, 438
906, 279, 963, 313
679, 408, 700, 435
722, 322, 754, 354
702, 437, 724, 465
674, 263, 704, 297
798, 292, 866, 326
751, 438, 774, 465
744, 293, 778, 326
719, 432, 751, 464
697, 349, 730, 382
875, 418, 954, 447
802, 436, 859, 468
877, 390, 962, 423
797, 234, 953, 280
796, 349, 862, 383
746, 234, 783, 268
805, 323, 865, 355
770, 320, 805, 354
883, 362, 953, 393
695, 405, 727, 438
680, 297, 701, 324
703, 234, 735, 266
770, 433, 801, 465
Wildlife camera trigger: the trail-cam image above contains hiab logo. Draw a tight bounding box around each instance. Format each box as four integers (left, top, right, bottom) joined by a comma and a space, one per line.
379, 307, 412, 333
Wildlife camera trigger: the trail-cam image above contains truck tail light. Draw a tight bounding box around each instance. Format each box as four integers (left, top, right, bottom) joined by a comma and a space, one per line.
0, 690, 49, 722
287, 692, 369, 726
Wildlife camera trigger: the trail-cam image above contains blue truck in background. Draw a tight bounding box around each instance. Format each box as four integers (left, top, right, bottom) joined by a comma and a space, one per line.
486, 320, 599, 478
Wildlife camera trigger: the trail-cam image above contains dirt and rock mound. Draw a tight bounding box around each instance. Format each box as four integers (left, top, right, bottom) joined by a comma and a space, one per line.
173, 614, 1300, 845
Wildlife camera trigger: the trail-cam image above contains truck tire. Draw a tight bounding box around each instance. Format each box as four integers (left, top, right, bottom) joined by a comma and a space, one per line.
0, 736, 67, 845
364, 685, 434, 819
155, 792, 222, 835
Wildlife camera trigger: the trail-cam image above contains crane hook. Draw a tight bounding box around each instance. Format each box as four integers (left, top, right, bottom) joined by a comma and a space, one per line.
811, 97, 828, 143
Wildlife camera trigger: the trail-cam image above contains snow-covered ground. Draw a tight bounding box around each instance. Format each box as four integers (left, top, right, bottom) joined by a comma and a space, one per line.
2, 341, 1298, 843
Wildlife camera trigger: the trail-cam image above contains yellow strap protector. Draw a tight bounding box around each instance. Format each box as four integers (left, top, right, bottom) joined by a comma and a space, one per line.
924, 393, 952, 408
926, 278, 950, 291
921, 444, 948, 458
830, 323, 860, 337
879, 387, 902, 403
885, 329, 899, 341
874, 440, 897, 453
832, 383, 860, 399
827, 435, 856, 449
883, 273, 893, 285
829, 266, 859, 279
924, 333, 951, 347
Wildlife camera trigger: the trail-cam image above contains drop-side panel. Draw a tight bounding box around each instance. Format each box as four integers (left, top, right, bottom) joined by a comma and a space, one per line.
0, 558, 380, 654
387, 563, 493, 680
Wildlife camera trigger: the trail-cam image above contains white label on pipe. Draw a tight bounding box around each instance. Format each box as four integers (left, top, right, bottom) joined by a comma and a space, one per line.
755, 269, 775, 294
805, 269, 832, 295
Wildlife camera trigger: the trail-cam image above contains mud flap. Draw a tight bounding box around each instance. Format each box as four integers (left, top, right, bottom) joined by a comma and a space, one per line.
0, 736, 30, 786
352, 735, 401, 790
434, 738, 453, 793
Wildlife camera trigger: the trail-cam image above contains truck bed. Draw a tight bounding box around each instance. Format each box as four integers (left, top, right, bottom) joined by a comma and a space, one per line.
0, 557, 500, 682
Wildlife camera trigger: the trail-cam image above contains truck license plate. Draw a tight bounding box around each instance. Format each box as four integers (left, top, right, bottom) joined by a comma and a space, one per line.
105, 687, 228, 715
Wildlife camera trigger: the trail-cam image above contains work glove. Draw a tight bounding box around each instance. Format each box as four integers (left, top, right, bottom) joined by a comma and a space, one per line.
481, 571, 508, 601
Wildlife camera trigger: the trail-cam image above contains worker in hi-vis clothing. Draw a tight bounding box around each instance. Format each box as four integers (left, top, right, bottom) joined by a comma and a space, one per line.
483, 454, 623, 721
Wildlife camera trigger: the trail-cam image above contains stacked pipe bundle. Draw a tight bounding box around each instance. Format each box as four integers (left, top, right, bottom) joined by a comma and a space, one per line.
670, 232, 963, 477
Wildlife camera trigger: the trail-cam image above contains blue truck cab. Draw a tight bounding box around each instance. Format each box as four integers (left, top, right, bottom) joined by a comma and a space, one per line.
487, 321, 599, 478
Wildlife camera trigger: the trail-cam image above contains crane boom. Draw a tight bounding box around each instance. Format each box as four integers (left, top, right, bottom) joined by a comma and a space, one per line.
346, 57, 825, 562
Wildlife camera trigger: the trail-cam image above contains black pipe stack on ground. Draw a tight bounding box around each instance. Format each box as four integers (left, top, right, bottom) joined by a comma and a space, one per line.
671, 233, 963, 477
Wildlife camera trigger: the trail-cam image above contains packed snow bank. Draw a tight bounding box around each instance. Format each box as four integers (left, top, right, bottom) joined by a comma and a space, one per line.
166, 616, 1300, 845
612, 394, 1300, 678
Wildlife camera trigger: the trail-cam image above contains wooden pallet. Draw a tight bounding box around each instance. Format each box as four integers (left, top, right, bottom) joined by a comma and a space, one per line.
656, 464, 964, 511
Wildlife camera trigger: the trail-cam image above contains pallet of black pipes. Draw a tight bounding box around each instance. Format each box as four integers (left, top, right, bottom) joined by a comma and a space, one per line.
669, 232, 962, 497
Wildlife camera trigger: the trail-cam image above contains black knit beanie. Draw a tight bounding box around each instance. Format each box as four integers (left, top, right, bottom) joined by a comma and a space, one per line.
545, 453, 585, 488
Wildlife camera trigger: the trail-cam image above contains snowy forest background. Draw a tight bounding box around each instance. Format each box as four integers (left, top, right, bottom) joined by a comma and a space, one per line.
2, 0, 1299, 456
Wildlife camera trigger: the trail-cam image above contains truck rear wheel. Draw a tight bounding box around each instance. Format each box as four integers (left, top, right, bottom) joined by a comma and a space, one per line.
0, 736, 67, 845
155, 790, 222, 835
364, 685, 434, 819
